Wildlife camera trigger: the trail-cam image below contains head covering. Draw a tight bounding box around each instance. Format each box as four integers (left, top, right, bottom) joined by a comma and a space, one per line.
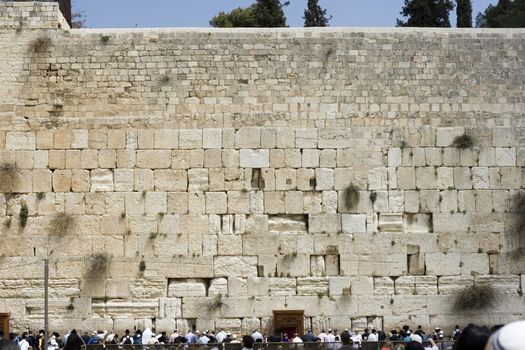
411, 334, 422, 343
489, 321, 525, 350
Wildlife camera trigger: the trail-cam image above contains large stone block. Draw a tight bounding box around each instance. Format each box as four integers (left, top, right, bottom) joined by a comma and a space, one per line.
425, 253, 461, 275
214, 256, 258, 277
240, 149, 269, 168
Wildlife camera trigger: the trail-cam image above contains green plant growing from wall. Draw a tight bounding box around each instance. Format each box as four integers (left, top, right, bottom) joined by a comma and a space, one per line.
452, 134, 474, 149
0, 163, 16, 192
36, 192, 45, 201
3, 217, 11, 229
19, 202, 28, 228
139, 260, 146, 272
30, 36, 52, 52
454, 284, 496, 311
50, 213, 76, 235
208, 293, 225, 310
100, 35, 110, 44
344, 183, 360, 210
87, 253, 109, 277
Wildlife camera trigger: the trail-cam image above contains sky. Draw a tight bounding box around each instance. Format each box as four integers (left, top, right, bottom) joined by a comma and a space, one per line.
75, 0, 498, 28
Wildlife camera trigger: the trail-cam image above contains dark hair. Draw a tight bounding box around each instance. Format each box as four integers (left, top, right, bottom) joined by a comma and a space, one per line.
242, 335, 254, 349
405, 341, 424, 350
64, 333, 84, 350
0, 339, 20, 350
452, 324, 490, 350
340, 331, 352, 345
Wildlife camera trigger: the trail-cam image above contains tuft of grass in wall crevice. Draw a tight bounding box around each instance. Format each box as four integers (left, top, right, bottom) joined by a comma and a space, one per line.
453, 284, 496, 311
19, 202, 28, 228
87, 253, 110, 277
30, 35, 52, 53
452, 134, 474, 149
50, 212, 76, 236
344, 183, 360, 210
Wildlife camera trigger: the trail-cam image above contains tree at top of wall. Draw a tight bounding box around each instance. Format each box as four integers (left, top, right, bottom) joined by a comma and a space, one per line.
456, 0, 472, 27
210, 0, 288, 27
476, 0, 525, 28
397, 0, 455, 27
303, 0, 332, 27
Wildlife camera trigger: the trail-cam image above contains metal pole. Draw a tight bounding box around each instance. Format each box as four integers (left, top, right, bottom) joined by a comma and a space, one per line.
44, 258, 49, 350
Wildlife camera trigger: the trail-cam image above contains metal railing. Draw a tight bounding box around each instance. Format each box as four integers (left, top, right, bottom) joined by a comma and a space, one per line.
82, 341, 456, 350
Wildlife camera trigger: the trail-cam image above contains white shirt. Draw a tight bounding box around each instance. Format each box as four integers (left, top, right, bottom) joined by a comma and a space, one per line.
19, 339, 30, 350
252, 332, 263, 342
292, 336, 303, 343
367, 333, 378, 342
318, 332, 327, 342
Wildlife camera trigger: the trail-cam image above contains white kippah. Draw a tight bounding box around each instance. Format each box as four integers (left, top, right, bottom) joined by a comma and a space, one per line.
491, 321, 525, 350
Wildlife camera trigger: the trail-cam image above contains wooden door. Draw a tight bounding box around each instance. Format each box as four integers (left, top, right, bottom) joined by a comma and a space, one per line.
273, 310, 304, 336
0, 313, 9, 336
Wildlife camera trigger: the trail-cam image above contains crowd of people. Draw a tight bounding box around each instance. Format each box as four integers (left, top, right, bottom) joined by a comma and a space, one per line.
1, 321, 524, 350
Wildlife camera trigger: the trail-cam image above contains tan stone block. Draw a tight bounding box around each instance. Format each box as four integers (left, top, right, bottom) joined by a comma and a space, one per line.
284, 148, 301, 168
425, 252, 460, 275
125, 192, 144, 215
53, 130, 70, 149
275, 168, 296, 190
218, 235, 242, 255
37, 131, 54, 149
397, 167, 415, 189
227, 191, 249, 214
269, 149, 285, 168
136, 150, 171, 169
6, 132, 35, 150
138, 129, 154, 149
260, 168, 275, 191
113, 169, 134, 192
206, 192, 227, 214
33, 169, 52, 192
52, 170, 71, 192
154, 169, 187, 191
285, 191, 303, 214
80, 150, 98, 169
315, 168, 334, 190
64, 193, 85, 214
203, 129, 222, 149
204, 149, 222, 168
85, 193, 105, 215
261, 128, 276, 148
107, 130, 126, 149
302, 149, 319, 167
235, 128, 260, 148
71, 169, 90, 192
295, 128, 318, 148
179, 129, 202, 149
297, 168, 315, 191
167, 192, 188, 214
48, 150, 65, 169
222, 149, 239, 168
276, 128, 294, 148
116, 150, 136, 168
89, 130, 108, 149
65, 150, 80, 169
188, 168, 208, 191
154, 129, 178, 149
15, 151, 33, 169
172, 150, 190, 169
12, 170, 31, 192
91, 169, 114, 192
71, 129, 88, 149
98, 150, 116, 168
34, 150, 48, 169
134, 169, 154, 191
264, 191, 285, 214
188, 149, 204, 167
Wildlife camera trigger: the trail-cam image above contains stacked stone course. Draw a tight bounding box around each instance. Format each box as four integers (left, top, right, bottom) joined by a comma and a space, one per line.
0, 1, 524, 335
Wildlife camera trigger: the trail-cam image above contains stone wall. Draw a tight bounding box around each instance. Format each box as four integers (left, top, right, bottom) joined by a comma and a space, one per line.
0, 1, 524, 334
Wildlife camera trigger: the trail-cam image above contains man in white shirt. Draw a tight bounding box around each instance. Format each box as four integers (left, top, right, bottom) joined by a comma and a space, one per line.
318, 330, 327, 342
19, 333, 30, 350
367, 329, 378, 342
251, 330, 263, 342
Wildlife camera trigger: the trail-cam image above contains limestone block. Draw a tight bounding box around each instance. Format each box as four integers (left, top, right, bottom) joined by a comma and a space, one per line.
368, 166, 388, 190
218, 235, 242, 255
189, 149, 204, 167
138, 130, 154, 149
136, 150, 171, 169
154, 130, 178, 149
15, 151, 33, 169
264, 191, 285, 214
416, 167, 436, 189
6, 132, 35, 150
64, 193, 84, 214
227, 277, 247, 297
235, 128, 260, 148
320, 149, 336, 167
70, 129, 88, 149
459, 148, 478, 166
243, 233, 278, 255
315, 168, 334, 190
247, 277, 269, 296
214, 256, 257, 277
378, 213, 403, 232
215, 318, 242, 331
144, 192, 166, 216
179, 129, 203, 149
454, 167, 472, 189
297, 168, 315, 191
342, 214, 366, 234
443, 148, 460, 166
433, 213, 468, 233
518, 148, 525, 166
107, 130, 126, 149
276, 128, 294, 148
322, 191, 337, 213
500, 167, 521, 189
310, 255, 325, 276
275, 168, 297, 191
37, 131, 54, 150
437, 276, 474, 294
172, 150, 190, 169
404, 191, 419, 213
297, 277, 329, 296
97, 150, 116, 168
188, 191, 205, 214
222, 129, 235, 148
114, 169, 134, 192
91, 169, 113, 192
188, 168, 209, 191
269, 149, 285, 168
388, 148, 402, 167
285, 191, 303, 214
261, 128, 276, 148
80, 150, 98, 169
32, 169, 52, 192
202, 129, 222, 149
168, 279, 206, 297
277, 254, 309, 277
373, 277, 394, 295
48, 150, 65, 169
425, 253, 460, 275
436, 167, 454, 189
493, 127, 515, 147
309, 213, 340, 233
269, 278, 296, 295
350, 276, 374, 295
52, 170, 71, 192
296, 128, 318, 148
395, 276, 415, 295
475, 275, 520, 294
134, 169, 154, 191
318, 129, 351, 148
249, 191, 264, 214
240, 149, 269, 168
34, 150, 48, 169
414, 276, 437, 295
479, 147, 496, 166
284, 148, 301, 168
205, 192, 227, 214
419, 190, 440, 213
302, 149, 319, 167
404, 214, 431, 233
397, 167, 415, 189
495, 148, 516, 166
436, 127, 464, 147
460, 253, 489, 275
209, 277, 228, 296
425, 148, 442, 166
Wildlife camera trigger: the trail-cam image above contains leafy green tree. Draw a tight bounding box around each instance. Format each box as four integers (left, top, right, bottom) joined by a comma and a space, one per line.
209, 0, 288, 27
209, 6, 255, 27
456, 0, 472, 27
303, 0, 332, 27
476, 0, 525, 28
252, 0, 289, 27
397, 0, 454, 27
